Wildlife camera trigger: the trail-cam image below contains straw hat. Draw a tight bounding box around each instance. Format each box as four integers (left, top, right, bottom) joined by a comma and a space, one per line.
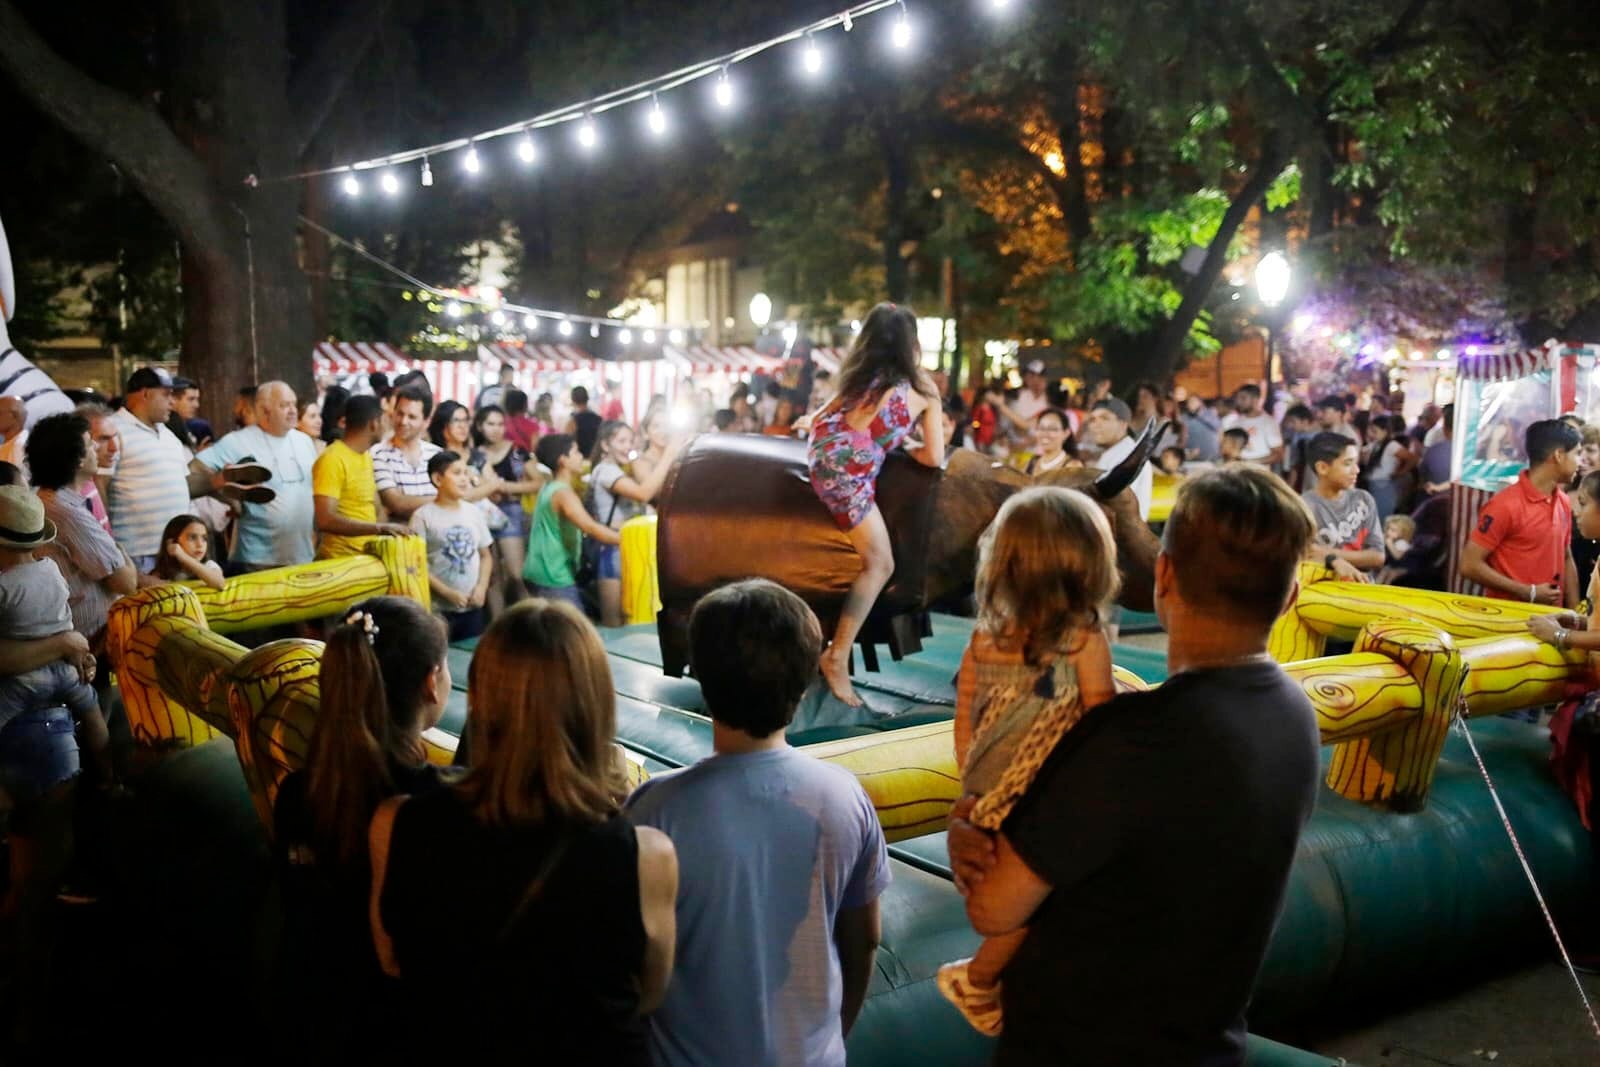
0, 485, 57, 550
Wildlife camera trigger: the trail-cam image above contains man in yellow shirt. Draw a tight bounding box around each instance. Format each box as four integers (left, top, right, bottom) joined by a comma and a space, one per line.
313, 395, 408, 558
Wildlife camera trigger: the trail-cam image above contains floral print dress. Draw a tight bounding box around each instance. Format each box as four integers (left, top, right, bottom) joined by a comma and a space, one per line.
807, 379, 915, 530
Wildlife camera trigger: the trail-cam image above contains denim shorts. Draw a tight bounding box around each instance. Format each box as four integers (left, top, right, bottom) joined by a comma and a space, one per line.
532, 585, 585, 612
0, 706, 81, 808
597, 543, 622, 581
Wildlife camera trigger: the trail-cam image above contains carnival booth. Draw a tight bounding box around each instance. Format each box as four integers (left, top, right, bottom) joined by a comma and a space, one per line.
663, 343, 785, 407
1446, 340, 1600, 592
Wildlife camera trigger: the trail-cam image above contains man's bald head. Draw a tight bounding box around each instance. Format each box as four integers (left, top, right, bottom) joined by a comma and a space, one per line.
254, 380, 298, 436
0, 396, 24, 438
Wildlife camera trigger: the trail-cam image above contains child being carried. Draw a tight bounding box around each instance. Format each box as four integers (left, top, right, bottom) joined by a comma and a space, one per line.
937, 486, 1119, 1035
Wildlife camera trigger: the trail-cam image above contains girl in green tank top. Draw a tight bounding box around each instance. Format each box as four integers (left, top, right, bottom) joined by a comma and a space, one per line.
523, 434, 620, 602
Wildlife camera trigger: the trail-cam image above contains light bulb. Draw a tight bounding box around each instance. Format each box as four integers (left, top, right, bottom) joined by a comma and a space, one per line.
380, 172, 400, 196
445, 301, 462, 318
577, 118, 598, 150
558, 320, 574, 337
642, 330, 656, 344
850, 319, 861, 332
523, 314, 539, 331
669, 329, 685, 345
420, 158, 433, 187
802, 37, 823, 75
648, 95, 668, 136
714, 69, 734, 109
989, 0, 1010, 9
619, 329, 633, 345
491, 310, 507, 326
891, 14, 912, 49
341, 173, 361, 196
463, 145, 481, 174
590, 324, 601, 338
518, 134, 538, 164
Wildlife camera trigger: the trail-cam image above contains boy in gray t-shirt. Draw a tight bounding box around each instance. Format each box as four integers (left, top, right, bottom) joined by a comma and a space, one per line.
1301, 432, 1386, 580
0, 487, 101, 734
627, 580, 889, 1067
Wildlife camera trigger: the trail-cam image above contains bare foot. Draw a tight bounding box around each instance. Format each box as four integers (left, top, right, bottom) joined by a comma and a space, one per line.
820, 647, 861, 707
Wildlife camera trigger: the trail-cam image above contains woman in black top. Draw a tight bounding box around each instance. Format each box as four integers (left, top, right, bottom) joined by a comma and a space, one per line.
272, 596, 454, 1055
370, 599, 678, 1063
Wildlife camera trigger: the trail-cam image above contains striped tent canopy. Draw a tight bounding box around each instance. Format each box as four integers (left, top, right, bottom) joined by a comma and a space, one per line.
1453, 340, 1560, 382
312, 341, 410, 375
480, 342, 599, 372
664, 345, 784, 376
811, 347, 846, 375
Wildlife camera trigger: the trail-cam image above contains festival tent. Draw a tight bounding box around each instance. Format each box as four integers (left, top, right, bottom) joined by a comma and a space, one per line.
1446, 339, 1600, 593
475, 343, 602, 411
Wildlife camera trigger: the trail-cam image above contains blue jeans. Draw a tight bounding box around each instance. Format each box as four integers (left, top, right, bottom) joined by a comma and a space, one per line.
532, 584, 584, 612
597, 543, 622, 581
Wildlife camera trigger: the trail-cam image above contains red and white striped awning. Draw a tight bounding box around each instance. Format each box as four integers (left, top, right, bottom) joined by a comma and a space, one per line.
811, 347, 846, 375
663, 345, 783, 375
1454, 340, 1560, 383
480, 342, 597, 372
312, 341, 411, 375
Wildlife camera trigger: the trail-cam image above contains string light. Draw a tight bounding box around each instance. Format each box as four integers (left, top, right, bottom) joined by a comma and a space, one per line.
988, 0, 1011, 10
341, 173, 361, 196
619, 328, 634, 344
802, 34, 824, 75
380, 171, 400, 196
643, 329, 656, 343
714, 67, 735, 110
523, 314, 539, 331
445, 301, 463, 318
590, 324, 601, 338
517, 132, 538, 164
577, 116, 599, 151
669, 328, 686, 345
890, 1, 912, 48
558, 320, 574, 337
463, 143, 482, 174
647, 94, 668, 137
420, 158, 433, 187
489, 310, 506, 326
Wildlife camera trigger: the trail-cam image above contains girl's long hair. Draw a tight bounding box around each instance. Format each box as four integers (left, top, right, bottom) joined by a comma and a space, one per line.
304, 596, 448, 868
834, 302, 937, 407
472, 404, 506, 449
427, 400, 470, 450
590, 419, 631, 466
151, 515, 215, 581
459, 598, 622, 827
976, 487, 1119, 664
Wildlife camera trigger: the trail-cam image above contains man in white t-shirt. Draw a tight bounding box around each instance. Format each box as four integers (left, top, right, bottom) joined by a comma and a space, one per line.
1085, 397, 1153, 521
1220, 384, 1284, 468
1006, 360, 1052, 448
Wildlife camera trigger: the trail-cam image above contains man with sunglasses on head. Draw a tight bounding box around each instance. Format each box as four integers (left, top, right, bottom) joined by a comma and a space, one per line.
192, 380, 317, 570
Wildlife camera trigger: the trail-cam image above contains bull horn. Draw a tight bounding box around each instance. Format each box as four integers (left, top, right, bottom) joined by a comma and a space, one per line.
1089, 419, 1166, 501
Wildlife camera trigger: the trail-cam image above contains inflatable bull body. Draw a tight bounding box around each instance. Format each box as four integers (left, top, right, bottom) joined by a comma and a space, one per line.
654, 424, 1163, 676
0, 213, 75, 428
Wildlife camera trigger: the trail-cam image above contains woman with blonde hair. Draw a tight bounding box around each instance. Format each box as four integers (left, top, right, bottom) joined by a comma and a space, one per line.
938, 486, 1119, 1035
370, 598, 677, 1062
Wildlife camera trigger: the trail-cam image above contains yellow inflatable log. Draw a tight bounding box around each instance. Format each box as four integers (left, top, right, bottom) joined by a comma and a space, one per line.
227, 640, 324, 831
620, 514, 662, 626
1459, 633, 1586, 719
106, 584, 227, 746
1269, 563, 1552, 662
1282, 653, 1419, 744
193, 537, 428, 633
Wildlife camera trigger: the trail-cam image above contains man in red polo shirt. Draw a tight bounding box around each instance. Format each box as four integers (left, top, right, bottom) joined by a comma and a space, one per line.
1460, 418, 1581, 606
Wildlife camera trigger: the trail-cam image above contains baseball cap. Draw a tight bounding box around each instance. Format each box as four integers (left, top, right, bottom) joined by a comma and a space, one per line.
125, 366, 173, 393
170, 375, 195, 391
1092, 397, 1133, 423
1024, 360, 1047, 376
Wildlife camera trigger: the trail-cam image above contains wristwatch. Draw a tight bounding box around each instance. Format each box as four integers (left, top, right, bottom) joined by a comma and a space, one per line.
1324, 553, 1337, 571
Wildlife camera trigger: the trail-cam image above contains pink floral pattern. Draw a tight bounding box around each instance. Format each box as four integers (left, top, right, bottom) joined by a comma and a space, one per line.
807, 380, 915, 530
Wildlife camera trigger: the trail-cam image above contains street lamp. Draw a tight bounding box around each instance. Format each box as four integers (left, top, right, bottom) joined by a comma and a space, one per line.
749, 292, 772, 329
1255, 251, 1291, 398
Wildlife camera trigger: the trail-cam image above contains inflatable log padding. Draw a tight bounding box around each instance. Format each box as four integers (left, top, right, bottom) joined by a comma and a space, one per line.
191, 535, 429, 632
107, 584, 232, 746
1270, 562, 1551, 662
655, 433, 942, 674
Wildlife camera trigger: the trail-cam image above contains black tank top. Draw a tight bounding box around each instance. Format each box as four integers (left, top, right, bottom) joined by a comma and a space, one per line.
380, 789, 648, 1064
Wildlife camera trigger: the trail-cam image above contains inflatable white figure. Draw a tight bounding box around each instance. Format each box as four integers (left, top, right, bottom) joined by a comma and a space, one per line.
0, 212, 75, 428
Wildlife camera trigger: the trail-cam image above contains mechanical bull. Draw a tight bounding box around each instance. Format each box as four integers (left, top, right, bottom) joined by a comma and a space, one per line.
654, 423, 1164, 677
0, 212, 75, 428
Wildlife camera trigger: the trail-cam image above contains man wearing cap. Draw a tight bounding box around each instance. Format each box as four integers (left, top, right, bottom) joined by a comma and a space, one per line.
193, 380, 319, 569
1085, 397, 1153, 521
108, 368, 194, 571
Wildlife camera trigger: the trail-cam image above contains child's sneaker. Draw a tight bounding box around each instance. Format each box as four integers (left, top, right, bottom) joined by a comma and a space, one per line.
937, 958, 1003, 1036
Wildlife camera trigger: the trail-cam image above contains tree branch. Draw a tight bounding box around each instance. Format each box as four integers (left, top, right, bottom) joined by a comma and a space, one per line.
1151, 135, 1289, 373
0, 0, 227, 251
288, 0, 397, 159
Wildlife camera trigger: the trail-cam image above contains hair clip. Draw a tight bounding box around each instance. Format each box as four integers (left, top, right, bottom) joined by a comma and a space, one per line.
344, 609, 380, 646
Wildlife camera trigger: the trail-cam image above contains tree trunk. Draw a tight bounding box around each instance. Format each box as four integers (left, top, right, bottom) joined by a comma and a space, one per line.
880, 122, 912, 304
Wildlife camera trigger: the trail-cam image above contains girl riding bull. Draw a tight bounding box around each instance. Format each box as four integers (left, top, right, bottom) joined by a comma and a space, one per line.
803, 303, 943, 706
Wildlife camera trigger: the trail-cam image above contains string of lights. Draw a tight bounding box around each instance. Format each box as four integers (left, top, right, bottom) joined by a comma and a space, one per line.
301, 215, 699, 345
256, 0, 1017, 194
